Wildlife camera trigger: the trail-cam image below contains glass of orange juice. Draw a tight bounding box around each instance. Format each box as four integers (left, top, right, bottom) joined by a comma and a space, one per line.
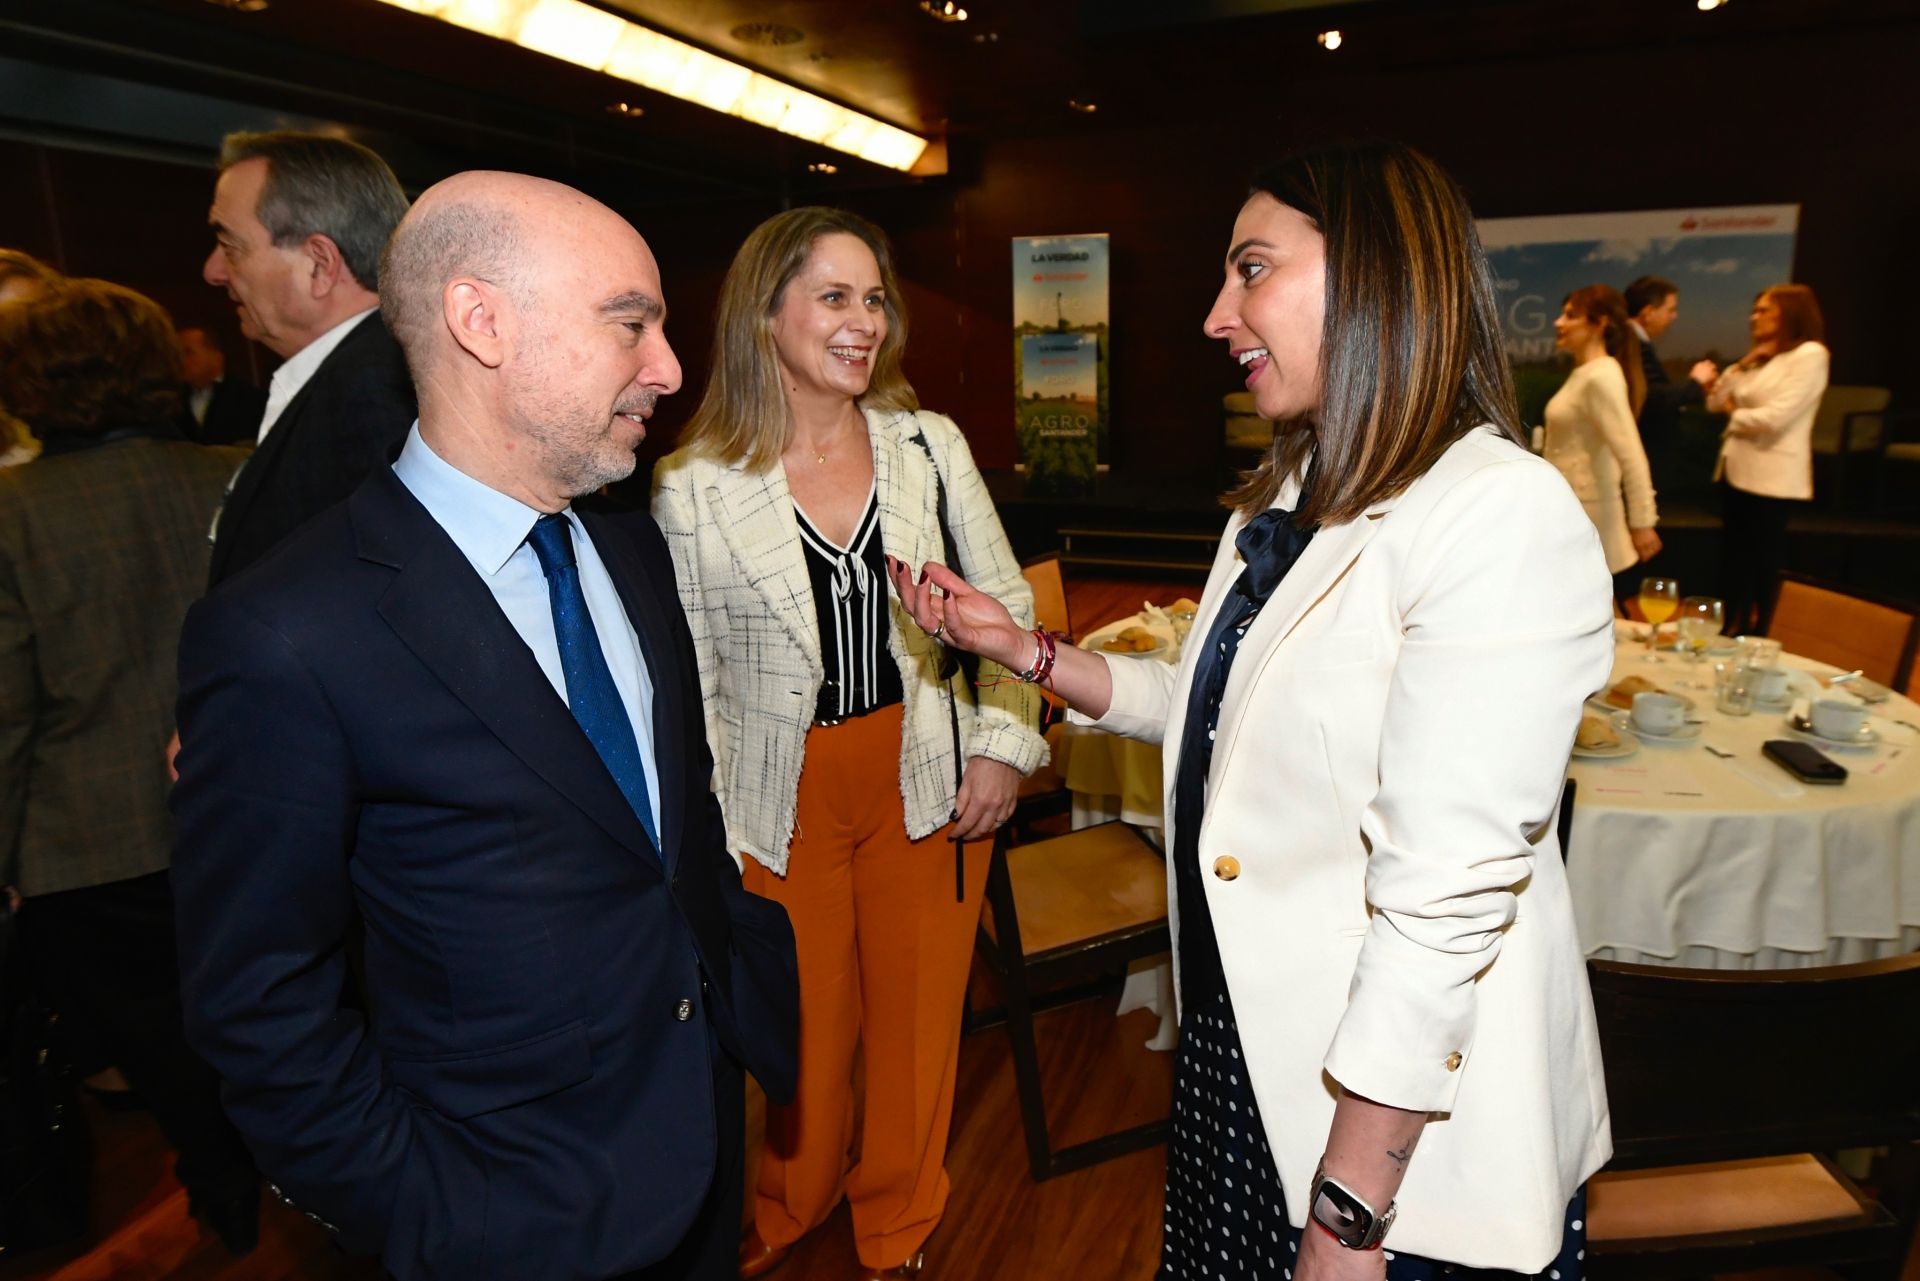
1638, 577, 1679, 661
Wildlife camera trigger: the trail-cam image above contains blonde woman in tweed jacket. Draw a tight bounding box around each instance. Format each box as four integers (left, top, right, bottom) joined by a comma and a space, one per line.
652, 207, 1044, 1281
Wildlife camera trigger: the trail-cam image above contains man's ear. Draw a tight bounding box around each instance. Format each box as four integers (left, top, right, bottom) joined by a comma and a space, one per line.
444, 278, 508, 370
303, 234, 349, 299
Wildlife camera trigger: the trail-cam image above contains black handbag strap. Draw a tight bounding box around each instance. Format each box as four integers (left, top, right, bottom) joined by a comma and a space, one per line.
903, 417, 971, 902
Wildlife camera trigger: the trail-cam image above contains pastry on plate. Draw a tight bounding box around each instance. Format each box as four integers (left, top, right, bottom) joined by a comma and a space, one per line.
1603, 674, 1661, 710
1100, 625, 1161, 654
1575, 713, 1620, 751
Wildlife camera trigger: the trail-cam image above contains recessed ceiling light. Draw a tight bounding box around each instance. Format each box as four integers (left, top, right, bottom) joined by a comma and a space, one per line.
919, 1, 969, 22
606, 101, 645, 117
1318, 29, 1343, 50
364, 0, 929, 170
807, 162, 839, 175
1067, 99, 1098, 114
971, 31, 1000, 43
1696, 0, 1728, 9
204, 0, 270, 10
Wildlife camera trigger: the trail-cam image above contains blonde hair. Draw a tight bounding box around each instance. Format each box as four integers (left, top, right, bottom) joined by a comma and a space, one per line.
680, 207, 917, 471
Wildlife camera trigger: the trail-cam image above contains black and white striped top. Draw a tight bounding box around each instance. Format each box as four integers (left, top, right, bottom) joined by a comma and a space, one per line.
796, 486, 904, 724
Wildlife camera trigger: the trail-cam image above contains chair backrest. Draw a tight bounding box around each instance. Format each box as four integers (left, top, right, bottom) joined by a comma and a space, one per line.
1768, 572, 1916, 685
1588, 954, 1920, 1170
1021, 552, 1072, 640
1808, 384, 1890, 454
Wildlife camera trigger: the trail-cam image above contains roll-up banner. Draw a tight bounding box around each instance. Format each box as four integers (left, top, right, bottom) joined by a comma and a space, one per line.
1013, 234, 1109, 495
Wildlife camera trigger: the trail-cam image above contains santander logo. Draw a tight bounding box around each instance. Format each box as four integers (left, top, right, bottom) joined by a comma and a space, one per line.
1680, 217, 1699, 230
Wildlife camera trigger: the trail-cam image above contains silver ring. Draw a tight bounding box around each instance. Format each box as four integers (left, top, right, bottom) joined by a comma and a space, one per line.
930, 621, 947, 640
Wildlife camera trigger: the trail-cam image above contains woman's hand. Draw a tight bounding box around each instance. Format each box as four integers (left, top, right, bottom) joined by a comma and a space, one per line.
1689, 359, 1718, 387
884, 556, 1032, 672
1629, 526, 1663, 563
953, 757, 1019, 840
1295, 1226, 1389, 1281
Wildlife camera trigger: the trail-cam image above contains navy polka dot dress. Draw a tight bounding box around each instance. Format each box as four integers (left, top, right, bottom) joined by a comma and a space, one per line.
1157, 503, 1588, 1281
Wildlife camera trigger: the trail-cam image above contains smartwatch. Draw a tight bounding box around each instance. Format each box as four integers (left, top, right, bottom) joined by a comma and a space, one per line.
1308, 1159, 1398, 1250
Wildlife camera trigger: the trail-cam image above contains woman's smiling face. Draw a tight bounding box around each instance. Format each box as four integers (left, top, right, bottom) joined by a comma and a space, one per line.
1203, 193, 1326, 423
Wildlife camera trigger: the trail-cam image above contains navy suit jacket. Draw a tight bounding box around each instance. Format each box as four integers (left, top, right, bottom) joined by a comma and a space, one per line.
206, 315, 416, 587
1637, 336, 1704, 437
172, 465, 798, 1281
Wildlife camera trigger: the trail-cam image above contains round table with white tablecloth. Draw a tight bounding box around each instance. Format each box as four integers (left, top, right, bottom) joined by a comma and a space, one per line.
1565, 627, 1920, 969
1055, 612, 1181, 835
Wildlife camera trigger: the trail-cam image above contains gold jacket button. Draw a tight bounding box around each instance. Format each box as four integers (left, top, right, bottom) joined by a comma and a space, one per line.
1445, 1051, 1463, 1071
1212, 856, 1241, 881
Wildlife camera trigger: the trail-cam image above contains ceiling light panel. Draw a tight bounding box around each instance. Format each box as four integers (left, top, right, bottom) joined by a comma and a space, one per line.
367, 0, 930, 171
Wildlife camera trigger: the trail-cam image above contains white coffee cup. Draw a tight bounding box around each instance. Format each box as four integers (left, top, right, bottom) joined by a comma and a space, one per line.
1810, 698, 1868, 742
1631, 691, 1687, 736
1751, 666, 1792, 704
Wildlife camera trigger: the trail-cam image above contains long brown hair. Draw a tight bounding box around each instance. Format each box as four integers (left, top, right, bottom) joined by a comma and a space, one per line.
1762, 283, 1825, 351
680, 206, 918, 471
1564, 283, 1647, 418
1225, 140, 1521, 523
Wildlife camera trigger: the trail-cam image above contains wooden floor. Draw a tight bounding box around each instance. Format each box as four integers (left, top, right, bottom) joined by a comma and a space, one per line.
7, 577, 1915, 1280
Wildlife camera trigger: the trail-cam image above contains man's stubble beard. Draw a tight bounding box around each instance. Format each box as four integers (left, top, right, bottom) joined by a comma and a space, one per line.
509, 336, 654, 499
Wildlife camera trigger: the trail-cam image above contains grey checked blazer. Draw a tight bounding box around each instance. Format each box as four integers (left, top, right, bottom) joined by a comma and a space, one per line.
653, 408, 1046, 874
1, 435, 243, 896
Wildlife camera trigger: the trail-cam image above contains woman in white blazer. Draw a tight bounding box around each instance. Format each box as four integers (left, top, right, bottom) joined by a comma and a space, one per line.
652, 207, 1044, 1281
1543, 284, 1662, 600
1707, 284, 1830, 635
889, 142, 1615, 1280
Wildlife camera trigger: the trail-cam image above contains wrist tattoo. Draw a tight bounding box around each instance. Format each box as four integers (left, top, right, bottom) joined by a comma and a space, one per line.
1386, 1142, 1412, 1170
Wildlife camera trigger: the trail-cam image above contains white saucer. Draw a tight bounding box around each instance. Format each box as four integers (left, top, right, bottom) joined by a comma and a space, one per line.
1571, 737, 1638, 760
1627, 719, 1705, 744
1786, 716, 1880, 751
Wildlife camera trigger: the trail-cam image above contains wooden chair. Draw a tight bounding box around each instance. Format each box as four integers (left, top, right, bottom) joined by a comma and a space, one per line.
1584, 954, 1920, 1279
1013, 553, 1074, 836
1766, 572, 1917, 687
1809, 384, 1890, 506
971, 821, 1170, 1180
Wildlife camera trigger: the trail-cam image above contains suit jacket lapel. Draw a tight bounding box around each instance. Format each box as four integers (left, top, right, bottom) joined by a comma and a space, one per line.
580, 510, 686, 873
353, 472, 661, 872
706, 463, 822, 672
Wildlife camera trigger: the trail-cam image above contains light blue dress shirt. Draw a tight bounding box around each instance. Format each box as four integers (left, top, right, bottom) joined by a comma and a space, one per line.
392, 424, 662, 839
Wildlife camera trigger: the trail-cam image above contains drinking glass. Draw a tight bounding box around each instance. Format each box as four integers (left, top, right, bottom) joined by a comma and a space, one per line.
1638, 577, 1679, 661
1675, 596, 1725, 688
1715, 660, 1757, 716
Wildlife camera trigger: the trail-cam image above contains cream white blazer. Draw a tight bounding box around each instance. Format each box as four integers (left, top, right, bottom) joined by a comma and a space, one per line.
1711, 341, 1830, 500
1543, 356, 1658, 574
1076, 428, 1616, 1270
652, 407, 1045, 875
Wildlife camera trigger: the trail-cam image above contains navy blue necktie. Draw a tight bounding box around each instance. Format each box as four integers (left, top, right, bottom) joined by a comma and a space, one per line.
526, 514, 660, 858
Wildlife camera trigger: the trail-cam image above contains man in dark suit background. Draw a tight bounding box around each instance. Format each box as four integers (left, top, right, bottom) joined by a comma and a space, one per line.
200, 130, 416, 587
1625, 274, 1720, 439
171, 171, 798, 1281
176, 324, 267, 445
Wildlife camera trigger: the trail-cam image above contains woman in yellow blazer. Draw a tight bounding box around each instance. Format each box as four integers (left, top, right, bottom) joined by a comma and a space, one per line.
889, 141, 1615, 1279
653, 207, 1044, 1280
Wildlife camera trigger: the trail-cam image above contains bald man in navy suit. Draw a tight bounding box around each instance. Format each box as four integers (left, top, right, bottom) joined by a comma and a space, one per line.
172, 172, 798, 1281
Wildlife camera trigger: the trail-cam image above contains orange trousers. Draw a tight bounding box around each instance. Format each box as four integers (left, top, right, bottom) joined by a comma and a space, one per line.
740, 703, 989, 1270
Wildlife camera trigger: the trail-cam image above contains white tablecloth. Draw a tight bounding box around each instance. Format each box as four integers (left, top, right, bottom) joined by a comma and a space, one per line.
1567, 631, 1920, 968
1066, 615, 1920, 975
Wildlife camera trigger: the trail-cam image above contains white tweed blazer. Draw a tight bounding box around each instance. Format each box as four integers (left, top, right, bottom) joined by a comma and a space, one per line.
652, 407, 1046, 874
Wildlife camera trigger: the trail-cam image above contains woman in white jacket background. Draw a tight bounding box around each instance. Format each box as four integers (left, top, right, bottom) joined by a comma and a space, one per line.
889, 141, 1615, 1280
1708, 284, 1830, 636
1543, 283, 1662, 602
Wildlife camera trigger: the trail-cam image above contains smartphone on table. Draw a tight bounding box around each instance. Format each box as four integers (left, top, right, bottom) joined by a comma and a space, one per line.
1761, 739, 1848, 785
